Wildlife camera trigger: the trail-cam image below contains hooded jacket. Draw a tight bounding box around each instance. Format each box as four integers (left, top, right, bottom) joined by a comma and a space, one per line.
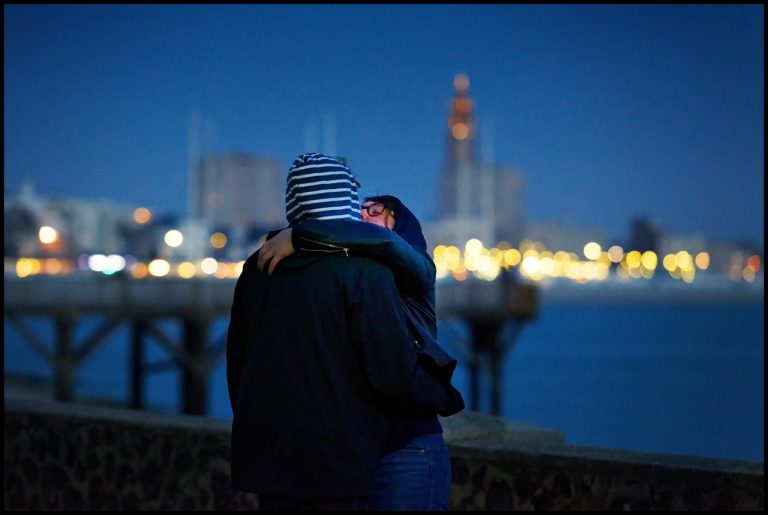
291, 195, 462, 385
226, 246, 459, 498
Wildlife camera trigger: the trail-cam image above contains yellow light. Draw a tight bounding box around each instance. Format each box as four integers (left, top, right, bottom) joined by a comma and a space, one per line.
540, 257, 555, 275
16, 259, 34, 278
565, 262, 581, 280
433, 245, 447, 262
464, 255, 478, 271
675, 251, 692, 271
445, 246, 461, 271
148, 259, 170, 277
435, 262, 449, 279
742, 267, 756, 282
607, 245, 624, 263
477, 256, 501, 281
583, 242, 601, 260
582, 262, 598, 281
200, 257, 218, 275
39, 226, 59, 244
465, 238, 483, 256
682, 267, 696, 283
133, 207, 152, 224
596, 252, 612, 267
504, 249, 521, 267
452, 123, 469, 140
232, 261, 245, 278
554, 251, 570, 263
210, 232, 228, 249
177, 262, 197, 279
521, 256, 541, 275
663, 254, 677, 272
625, 250, 642, 268
522, 248, 539, 260
641, 251, 658, 271
490, 248, 504, 265
164, 230, 183, 248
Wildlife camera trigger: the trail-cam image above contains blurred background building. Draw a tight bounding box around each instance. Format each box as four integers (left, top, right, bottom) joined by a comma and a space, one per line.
189, 153, 283, 232
425, 74, 525, 250
2, 74, 762, 286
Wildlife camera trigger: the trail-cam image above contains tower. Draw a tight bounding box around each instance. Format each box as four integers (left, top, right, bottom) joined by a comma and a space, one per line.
427, 73, 525, 250
440, 73, 478, 218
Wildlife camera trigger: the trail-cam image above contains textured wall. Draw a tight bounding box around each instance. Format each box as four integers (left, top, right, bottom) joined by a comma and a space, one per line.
448, 440, 763, 510
4, 399, 763, 511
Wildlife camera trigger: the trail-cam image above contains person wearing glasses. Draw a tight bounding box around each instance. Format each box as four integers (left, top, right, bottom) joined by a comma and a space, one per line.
227, 153, 461, 511
257, 190, 464, 510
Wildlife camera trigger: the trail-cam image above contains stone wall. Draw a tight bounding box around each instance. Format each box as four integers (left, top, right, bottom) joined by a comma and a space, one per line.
4, 399, 763, 510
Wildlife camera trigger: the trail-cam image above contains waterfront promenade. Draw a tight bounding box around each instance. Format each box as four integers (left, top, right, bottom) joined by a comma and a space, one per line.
4, 397, 763, 510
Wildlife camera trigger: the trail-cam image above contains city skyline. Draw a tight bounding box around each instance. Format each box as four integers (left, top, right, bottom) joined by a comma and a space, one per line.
4, 5, 764, 246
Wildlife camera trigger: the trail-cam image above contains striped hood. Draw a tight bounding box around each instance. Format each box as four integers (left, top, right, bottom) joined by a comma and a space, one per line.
285, 153, 360, 225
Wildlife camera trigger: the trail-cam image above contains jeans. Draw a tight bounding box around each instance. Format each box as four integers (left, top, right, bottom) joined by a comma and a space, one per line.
367, 433, 452, 511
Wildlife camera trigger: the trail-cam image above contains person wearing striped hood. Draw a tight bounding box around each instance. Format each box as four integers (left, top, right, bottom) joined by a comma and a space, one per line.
284, 152, 361, 224
257, 162, 464, 510
226, 153, 458, 510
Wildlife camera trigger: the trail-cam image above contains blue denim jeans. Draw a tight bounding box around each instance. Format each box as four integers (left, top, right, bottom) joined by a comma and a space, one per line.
367, 433, 452, 510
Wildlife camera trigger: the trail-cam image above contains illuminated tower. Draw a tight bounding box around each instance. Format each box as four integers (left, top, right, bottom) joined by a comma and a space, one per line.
440, 73, 477, 218
427, 73, 525, 250
446, 73, 476, 169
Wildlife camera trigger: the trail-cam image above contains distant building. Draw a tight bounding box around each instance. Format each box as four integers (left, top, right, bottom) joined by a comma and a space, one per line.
190, 153, 284, 231
425, 74, 525, 250
4, 183, 131, 258
629, 217, 662, 253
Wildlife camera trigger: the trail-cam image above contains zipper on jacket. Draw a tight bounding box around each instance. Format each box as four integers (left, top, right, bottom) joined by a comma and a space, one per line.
298, 236, 350, 257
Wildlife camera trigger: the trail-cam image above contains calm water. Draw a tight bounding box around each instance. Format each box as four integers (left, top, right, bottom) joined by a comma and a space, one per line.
4, 301, 764, 462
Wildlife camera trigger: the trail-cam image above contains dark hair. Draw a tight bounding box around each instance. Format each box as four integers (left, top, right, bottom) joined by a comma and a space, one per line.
364, 195, 397, 217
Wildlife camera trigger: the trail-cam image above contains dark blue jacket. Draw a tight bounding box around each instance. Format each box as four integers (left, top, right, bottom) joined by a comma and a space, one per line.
290, 197, 465, 447
291, 200, 461, 385
226, 250, 458, 498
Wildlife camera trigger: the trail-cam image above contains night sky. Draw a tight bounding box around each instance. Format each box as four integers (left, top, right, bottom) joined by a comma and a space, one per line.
4, 4, 764, 245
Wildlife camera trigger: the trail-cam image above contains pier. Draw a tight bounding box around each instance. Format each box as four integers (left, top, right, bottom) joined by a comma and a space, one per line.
4, 273, 538, 415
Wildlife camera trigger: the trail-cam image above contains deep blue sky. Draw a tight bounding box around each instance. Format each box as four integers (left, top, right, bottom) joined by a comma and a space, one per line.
4, 5, 764, 245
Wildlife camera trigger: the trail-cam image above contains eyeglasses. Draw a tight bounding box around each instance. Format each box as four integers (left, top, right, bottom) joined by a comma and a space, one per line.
361, 202, 387, 217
